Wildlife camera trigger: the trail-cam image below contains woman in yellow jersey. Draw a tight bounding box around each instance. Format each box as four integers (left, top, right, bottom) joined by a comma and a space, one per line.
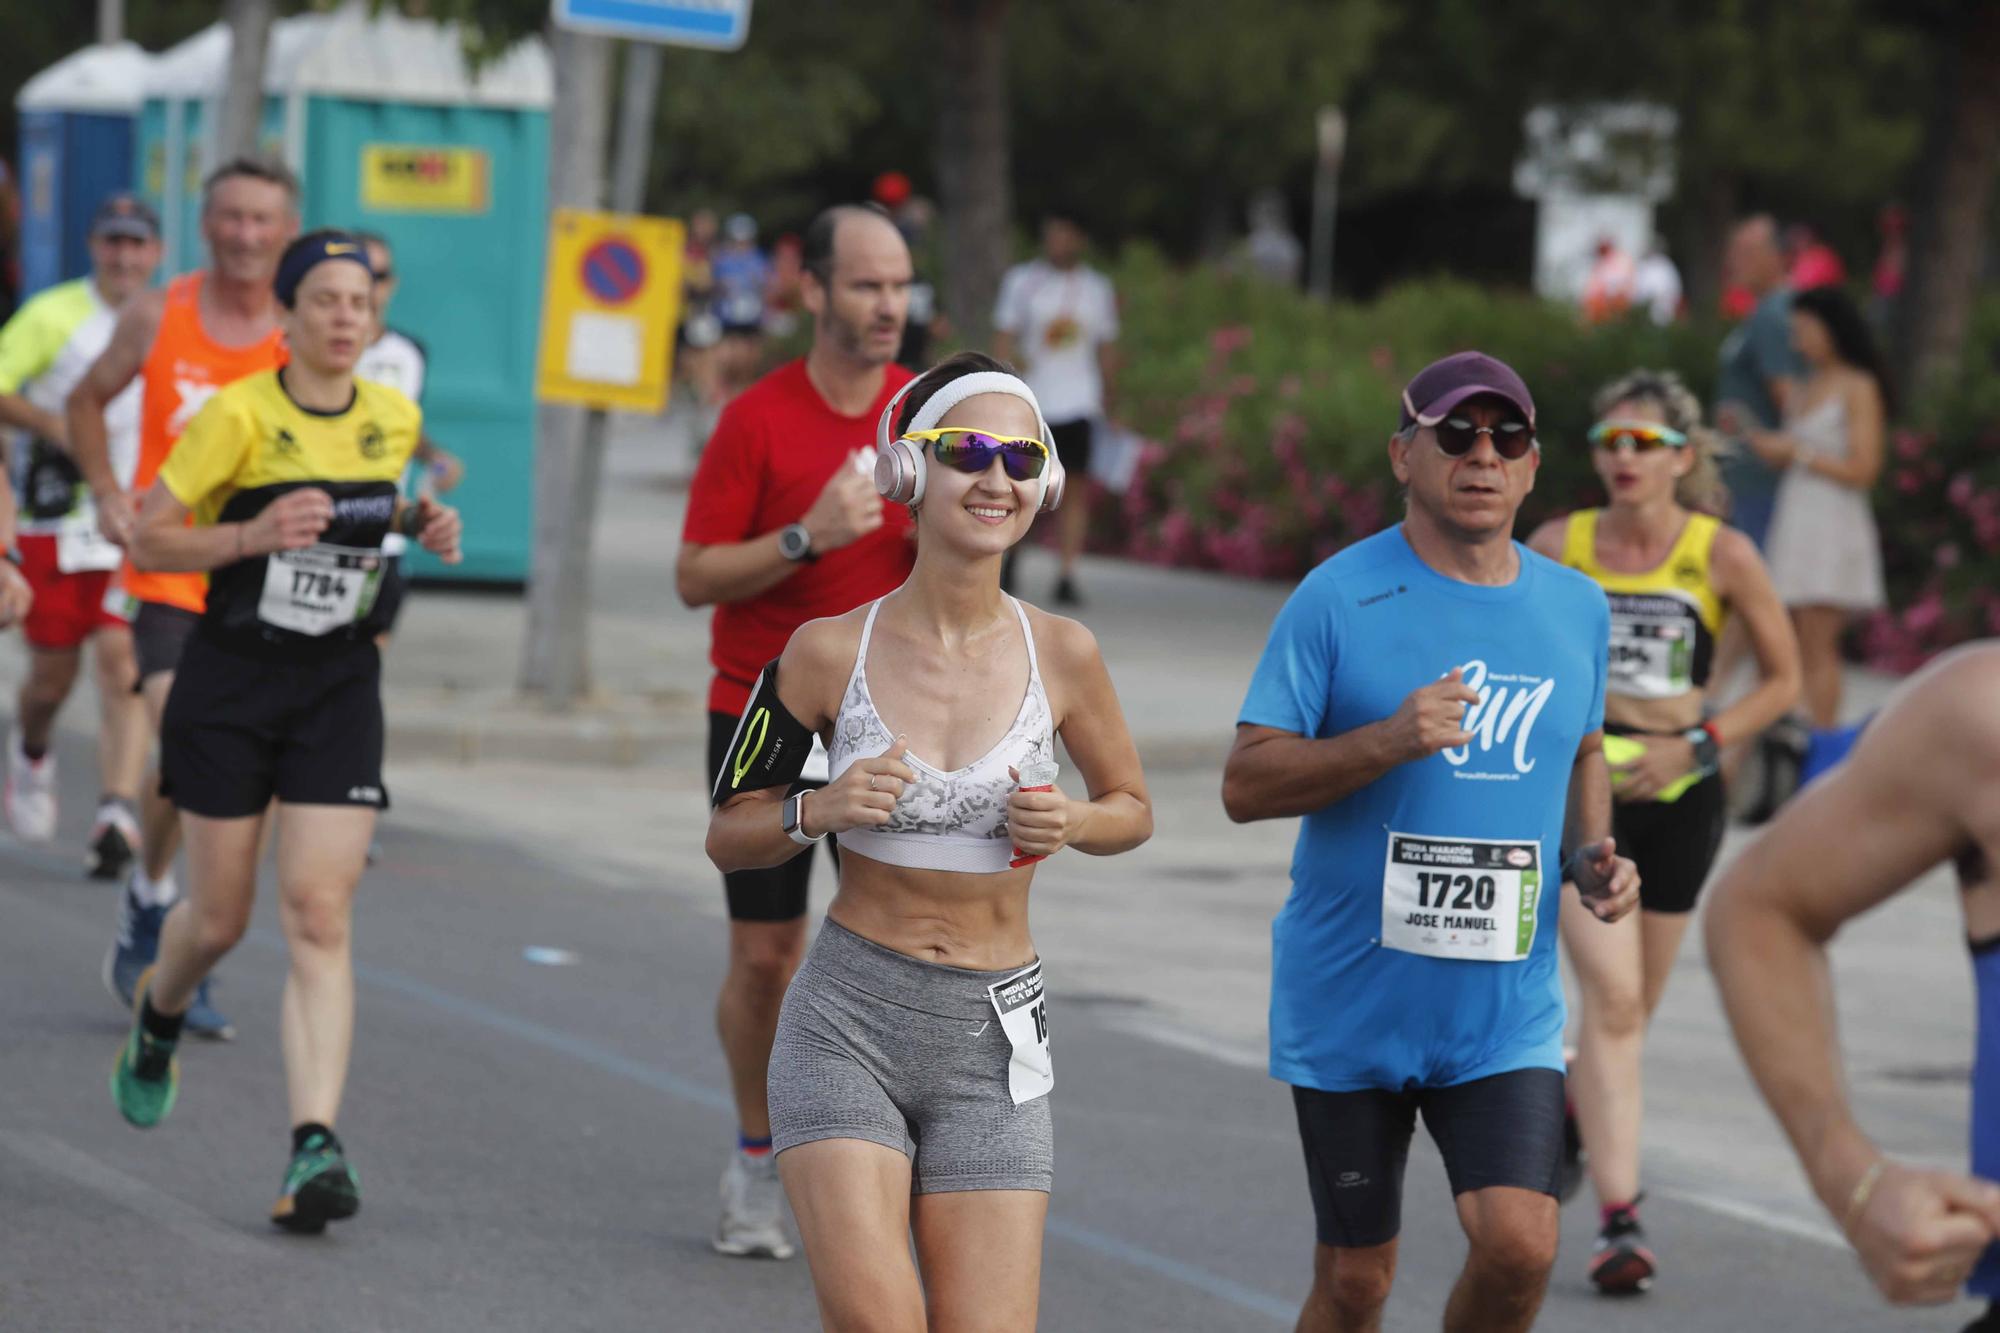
1527, 370, 1799, 1294
107, 231, 461, 1233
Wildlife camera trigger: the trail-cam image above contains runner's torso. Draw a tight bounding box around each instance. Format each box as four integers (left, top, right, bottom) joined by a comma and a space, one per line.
1561, 508, 1723, 735
158, 369, 419, 659
130, 272, 286, 612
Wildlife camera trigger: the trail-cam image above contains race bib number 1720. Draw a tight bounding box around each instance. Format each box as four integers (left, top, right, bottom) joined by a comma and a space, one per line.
1380, 833, 1540, 963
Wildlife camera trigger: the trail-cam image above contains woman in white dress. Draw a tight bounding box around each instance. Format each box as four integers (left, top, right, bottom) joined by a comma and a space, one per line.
1722, 285, 1890, 729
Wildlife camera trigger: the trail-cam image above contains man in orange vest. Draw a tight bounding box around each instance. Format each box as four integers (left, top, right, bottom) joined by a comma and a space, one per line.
68, 157, 298, 1039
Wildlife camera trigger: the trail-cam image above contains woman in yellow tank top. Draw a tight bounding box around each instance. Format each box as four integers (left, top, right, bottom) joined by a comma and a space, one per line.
1527, 370, 1800, 1294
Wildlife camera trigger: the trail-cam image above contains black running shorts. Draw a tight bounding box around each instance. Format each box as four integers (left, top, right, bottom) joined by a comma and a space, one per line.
161, 635, 389, 819
1613, 770, 1727, 915
1049, 417, 1093, 477
707, 710, 835, 922
1292, 1067, 1566, 1249
132, 600, 200, 686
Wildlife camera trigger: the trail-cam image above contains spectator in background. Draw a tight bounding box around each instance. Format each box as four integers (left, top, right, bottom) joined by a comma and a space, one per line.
0, 157, 20, 321
712, 212, 772, 400
1723, 285, 1889, 733
679, 208, 723, 408
993, 212, 1120, 606
874, 172, 947, 371
1240, 190, 1303, 288
763, 234, 804, 340
1870, 204, 1908, 333
1581, 237, 1636, 324
1785, 223, 1848, 290
1631, 237, 1683, 326
1714, 214, 1799, 550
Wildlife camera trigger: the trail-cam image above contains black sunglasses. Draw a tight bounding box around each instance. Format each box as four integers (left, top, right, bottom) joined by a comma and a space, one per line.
1433, 416, 1535, 460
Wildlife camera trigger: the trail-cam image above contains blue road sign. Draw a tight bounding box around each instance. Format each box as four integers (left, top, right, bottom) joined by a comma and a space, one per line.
551, 0, 753, 50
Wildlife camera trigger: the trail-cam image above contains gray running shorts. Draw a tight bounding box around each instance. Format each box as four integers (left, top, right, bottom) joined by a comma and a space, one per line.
768, 917, 1054, 1194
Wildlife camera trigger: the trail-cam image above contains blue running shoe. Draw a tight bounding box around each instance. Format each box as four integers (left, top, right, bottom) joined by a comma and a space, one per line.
184, 977, 235, 1042
102, 879, 164, 1011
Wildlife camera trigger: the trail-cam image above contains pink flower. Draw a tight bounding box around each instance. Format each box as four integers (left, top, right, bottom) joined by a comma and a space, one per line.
1937, 543, 1963, 570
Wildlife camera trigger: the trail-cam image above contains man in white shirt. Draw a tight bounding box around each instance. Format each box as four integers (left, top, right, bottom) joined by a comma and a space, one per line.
993, 213, 1119, 606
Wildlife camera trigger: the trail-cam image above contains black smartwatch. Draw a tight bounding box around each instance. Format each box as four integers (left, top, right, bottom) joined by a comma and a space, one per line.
1683, 724, 1721, 776
778, 523, 817, 563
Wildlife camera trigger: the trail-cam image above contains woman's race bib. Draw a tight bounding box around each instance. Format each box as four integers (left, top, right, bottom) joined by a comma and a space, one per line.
258, 544, 384, 636
1380, 832, 1541, 962
987, 961, 1052, 1104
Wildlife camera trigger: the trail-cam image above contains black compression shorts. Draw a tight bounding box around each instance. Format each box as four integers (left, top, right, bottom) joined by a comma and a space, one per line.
1292, 1067, 1566, 1249
1049, 417, 1093, 477
1612, 767, 1727, 915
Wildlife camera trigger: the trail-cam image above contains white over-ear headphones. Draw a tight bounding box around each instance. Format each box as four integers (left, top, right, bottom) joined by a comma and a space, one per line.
873, 370, 1067, 513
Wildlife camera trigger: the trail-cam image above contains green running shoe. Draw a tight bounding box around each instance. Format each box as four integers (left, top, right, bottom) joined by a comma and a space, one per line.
271, 1130, 361, 1234
109, 969, 179, 1129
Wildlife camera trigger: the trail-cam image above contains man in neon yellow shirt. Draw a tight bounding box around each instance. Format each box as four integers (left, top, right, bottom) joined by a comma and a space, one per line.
0, 195, 160, 872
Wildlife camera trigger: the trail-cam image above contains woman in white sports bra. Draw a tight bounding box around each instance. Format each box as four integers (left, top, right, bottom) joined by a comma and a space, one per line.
707, 351, 1152, 1331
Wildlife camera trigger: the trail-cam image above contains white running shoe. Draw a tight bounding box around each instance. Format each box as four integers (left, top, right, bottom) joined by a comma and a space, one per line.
5, 735, 57, 843
713, 1150, 795, 1259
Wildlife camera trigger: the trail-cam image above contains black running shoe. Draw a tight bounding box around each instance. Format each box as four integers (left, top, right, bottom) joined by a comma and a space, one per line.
1054, 576, 1083, 608
271, 1129, 361, 1234
86, 804, 138, 881
1588, 1198, 1656, 1295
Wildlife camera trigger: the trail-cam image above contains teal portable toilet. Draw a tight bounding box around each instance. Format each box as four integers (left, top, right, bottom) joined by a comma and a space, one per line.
15, 42, 155, 297
136, 6, 551, 584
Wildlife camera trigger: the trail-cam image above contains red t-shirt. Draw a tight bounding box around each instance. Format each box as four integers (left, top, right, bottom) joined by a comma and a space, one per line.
684, 358, 917, 715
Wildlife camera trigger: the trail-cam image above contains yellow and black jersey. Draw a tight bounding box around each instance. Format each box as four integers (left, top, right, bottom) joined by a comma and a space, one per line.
159, 368, 420, 656
1560, 508, 1725, 700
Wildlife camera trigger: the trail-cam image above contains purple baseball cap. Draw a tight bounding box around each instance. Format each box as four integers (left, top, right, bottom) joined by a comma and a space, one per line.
1398, 351, 1536, 431
90, 193, 160, 242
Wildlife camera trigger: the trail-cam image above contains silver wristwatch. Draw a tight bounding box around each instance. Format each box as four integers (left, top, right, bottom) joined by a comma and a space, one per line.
778, 523, 816, 562
783, 792, 823, 846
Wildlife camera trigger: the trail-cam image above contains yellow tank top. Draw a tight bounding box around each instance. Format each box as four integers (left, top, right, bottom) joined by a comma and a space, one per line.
1560, 509, 1725, 700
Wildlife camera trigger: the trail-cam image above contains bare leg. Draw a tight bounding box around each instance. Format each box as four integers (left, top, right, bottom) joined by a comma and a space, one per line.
777, 1139, 926, 1332
137, 671, 181, 882
1561, 883, 1647, 1209
1791, 605, 1849, 728
275, 803, 375, 1127
1059, 479, 1090, 579
717, 917, 807, 1139
16, 645, 81, 756
1295, 1239, 1397, 1333
912, 1188, 1049, 1331
1637, 910, 1695, 1018
1444, 1187, 1558, 1333
149, 809, 265, 1013
91, 628, 146, 804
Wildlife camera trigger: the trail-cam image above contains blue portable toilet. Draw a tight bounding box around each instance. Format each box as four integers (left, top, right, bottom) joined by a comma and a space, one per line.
15, 42, 155, 298
136, 7, 552, 584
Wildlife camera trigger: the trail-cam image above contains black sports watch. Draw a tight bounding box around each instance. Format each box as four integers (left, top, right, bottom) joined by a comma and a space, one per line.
1683, 724, 1721, 776
778, 523, 817, 563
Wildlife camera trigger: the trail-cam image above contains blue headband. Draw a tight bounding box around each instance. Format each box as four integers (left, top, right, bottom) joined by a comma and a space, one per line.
274, 233, 373, 308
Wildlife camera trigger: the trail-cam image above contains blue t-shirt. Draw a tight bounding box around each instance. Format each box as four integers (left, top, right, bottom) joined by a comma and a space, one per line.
1972, 936, 2000, 1298
1239, 526, 1609, 1093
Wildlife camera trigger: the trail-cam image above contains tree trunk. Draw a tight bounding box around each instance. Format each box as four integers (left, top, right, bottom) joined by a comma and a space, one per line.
215, 0, 275, 162
1679, 169, 1737, 323
519, 26, 614, 701
933, 0, 1012, 346
1896, 0, 2000, 397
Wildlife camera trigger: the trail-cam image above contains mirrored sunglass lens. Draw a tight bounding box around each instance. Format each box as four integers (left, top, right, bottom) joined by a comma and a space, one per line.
932, 434, 1000, 472
999, 441, 1047, 480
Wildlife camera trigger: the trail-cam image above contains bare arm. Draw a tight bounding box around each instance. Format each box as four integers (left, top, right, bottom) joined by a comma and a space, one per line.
1706, 527, 1802, 744
1800, 378, 1885, 489
1525, 516, 1567, 562
1706, 657, 2000, 1302
1560, 735, 1640, 922
130, 481, 332, 573
67, 290, 161, 500
706, 619, 913, 872
1096, 338, 1119, 415
1222, 668, 1481, 822
676, 454, 885, 608
992, 330, 1018, 368
1020, 618, 1151, 856
0, 392, 65, 443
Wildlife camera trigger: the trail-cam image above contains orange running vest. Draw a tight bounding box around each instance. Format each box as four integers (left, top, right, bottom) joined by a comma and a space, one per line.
127, 272, 286, 612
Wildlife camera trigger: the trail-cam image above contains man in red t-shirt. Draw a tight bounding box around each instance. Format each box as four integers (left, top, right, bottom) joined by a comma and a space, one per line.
676, 203, 915, 1259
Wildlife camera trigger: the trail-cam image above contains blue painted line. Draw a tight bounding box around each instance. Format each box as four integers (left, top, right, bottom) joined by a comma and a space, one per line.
241, 930, 1294, 1324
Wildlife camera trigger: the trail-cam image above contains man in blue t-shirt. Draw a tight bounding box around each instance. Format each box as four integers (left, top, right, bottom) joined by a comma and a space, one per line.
1715, 214, 1801, 549
1224, 350, 1640, 1333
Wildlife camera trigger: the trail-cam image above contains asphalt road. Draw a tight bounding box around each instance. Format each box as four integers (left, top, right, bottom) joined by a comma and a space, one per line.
0, 727, 1986, 1333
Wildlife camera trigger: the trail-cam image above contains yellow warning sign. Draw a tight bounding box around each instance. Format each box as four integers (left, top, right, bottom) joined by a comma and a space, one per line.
360, 145, 491, 215
535, 209, 683, 413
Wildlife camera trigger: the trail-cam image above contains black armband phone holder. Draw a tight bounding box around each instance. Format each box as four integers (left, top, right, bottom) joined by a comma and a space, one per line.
711, 658, 816, 807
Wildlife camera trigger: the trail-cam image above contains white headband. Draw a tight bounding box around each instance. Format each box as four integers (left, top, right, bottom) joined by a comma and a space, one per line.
905, 371, 1053, 445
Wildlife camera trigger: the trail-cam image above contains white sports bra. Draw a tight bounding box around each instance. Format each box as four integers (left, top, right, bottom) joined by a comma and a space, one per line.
826, 597, 1056, 874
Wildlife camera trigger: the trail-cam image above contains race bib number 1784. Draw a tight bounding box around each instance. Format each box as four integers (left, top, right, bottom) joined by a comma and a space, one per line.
1380, 833, 1540, 963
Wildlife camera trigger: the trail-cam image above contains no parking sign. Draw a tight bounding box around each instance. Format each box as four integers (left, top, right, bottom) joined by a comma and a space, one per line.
536, 208, 684, 413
